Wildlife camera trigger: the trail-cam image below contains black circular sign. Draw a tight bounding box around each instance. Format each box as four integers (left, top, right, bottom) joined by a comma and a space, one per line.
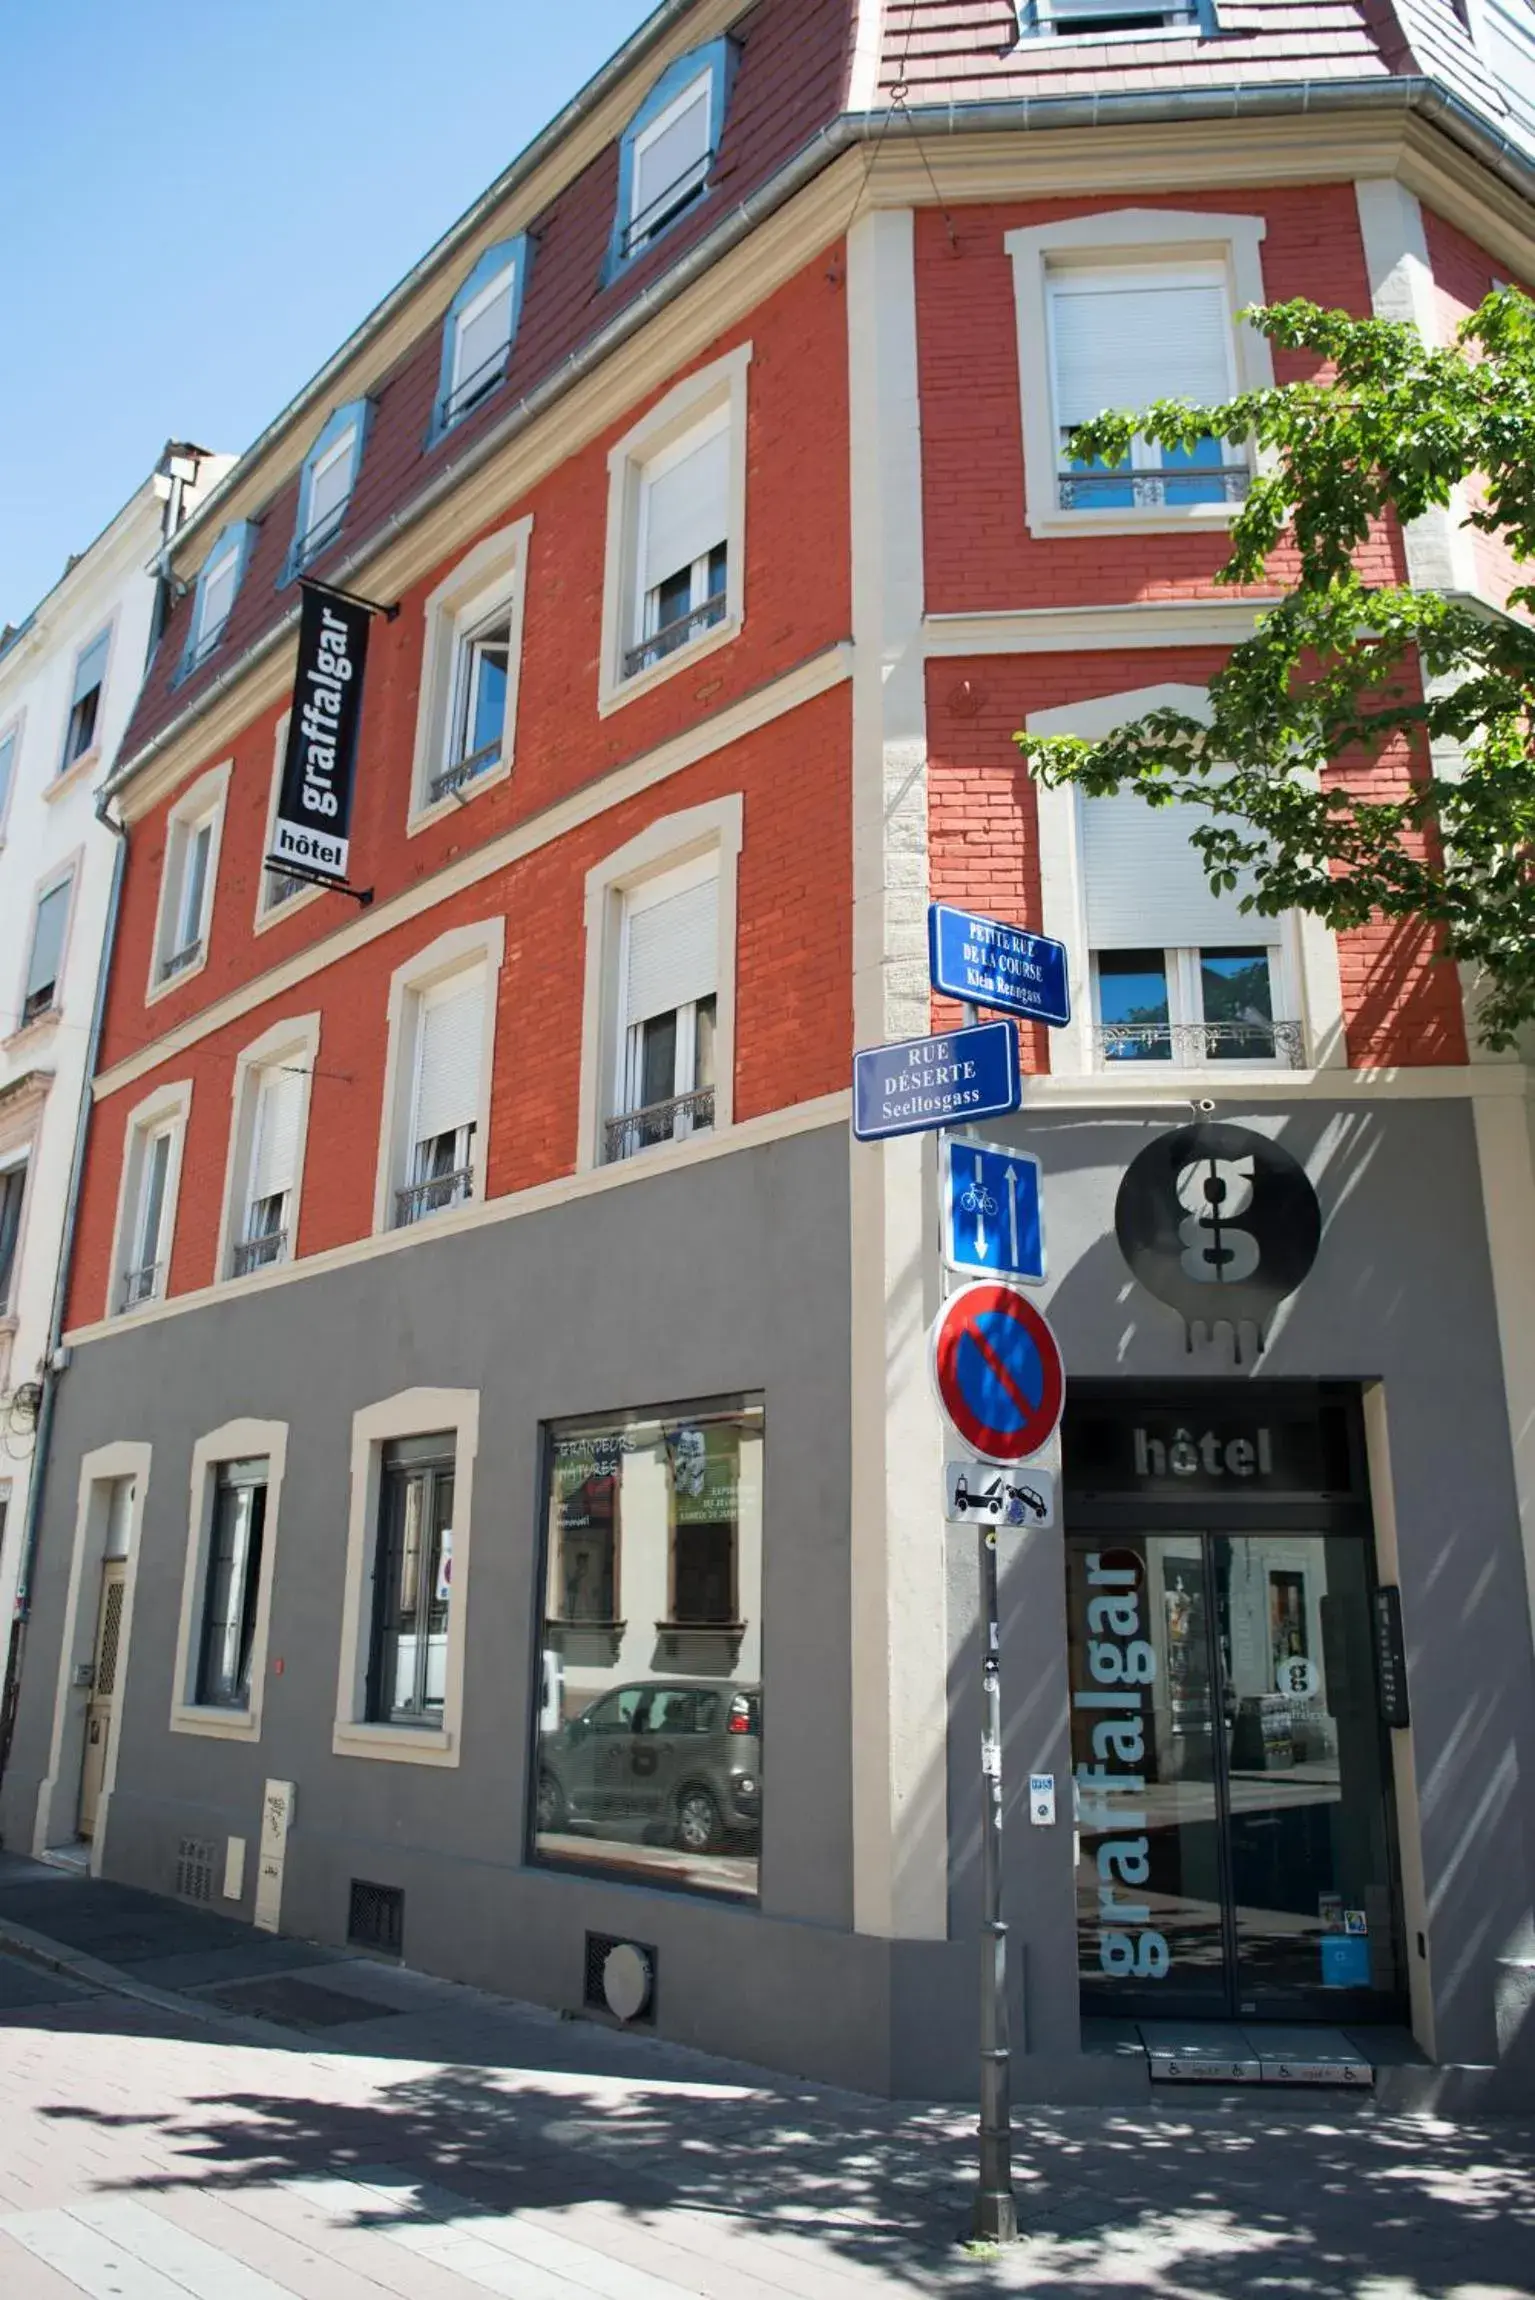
1114, 1120, 1321, 1348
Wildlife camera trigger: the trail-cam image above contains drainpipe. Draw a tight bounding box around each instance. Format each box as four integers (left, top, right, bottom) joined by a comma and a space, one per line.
0, 447, 198, 1793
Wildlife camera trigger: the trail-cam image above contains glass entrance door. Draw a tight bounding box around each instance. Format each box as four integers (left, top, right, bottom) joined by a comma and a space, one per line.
1067, 1530, 1406, 2022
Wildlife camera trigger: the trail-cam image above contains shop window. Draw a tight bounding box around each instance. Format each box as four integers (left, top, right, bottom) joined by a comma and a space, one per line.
608, 856, 717, 1162
20, 871, 72, 1026
609, 43, 733, 273
195, 1459, 269, 1708
59, 629, 109, 774
534, 1396, 762, 1898
598, 346, 749, 710
432, 239, 529, 436
366, 1434, 455, 1726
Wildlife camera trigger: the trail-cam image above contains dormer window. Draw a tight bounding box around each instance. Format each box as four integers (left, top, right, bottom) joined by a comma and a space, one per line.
610, 41, 733, 274
434, 239, 529, 436
182, 523, 255, 674
286, 402, 368, 579
1019, 0, 1206, 32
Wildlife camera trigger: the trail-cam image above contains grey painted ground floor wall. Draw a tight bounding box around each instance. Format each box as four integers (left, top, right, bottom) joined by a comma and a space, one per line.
3, 1098, 1534, 2103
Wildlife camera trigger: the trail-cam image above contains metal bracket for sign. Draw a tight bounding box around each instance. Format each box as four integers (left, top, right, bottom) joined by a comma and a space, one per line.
269, 858, 375, 908
301, 576, 400, 624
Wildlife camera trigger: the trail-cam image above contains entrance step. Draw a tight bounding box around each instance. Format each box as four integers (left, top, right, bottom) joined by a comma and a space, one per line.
1139, 2020, 1372, 2086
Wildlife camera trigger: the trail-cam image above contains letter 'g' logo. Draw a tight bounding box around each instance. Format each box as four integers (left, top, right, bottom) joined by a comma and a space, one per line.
1115, 1122, 1320, 1354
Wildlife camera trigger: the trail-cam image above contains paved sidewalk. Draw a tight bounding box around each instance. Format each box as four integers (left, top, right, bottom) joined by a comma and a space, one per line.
0, 1856, 1531, 2297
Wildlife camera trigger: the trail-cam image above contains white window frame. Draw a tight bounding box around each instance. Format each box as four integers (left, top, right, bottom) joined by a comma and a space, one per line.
598, 343, 750, 715
407, 516, 532, 834
626, 68, 714, 253
577, 795, 742, 1172
0, 1150, 31, 1328
1004, 210, 1272, 540
169, 1418, 288, 1741
108, 1080, 192, 1317
0, 709, 25, 847
302, 429, 357, 556
214, 1014, 321, 1284
333, 1386, 478, 1766
450, 261, 516, 409
1018, 0, 1206, 39
147, 760, 230, 1003
1027, 681, 1344, 1077
373, 920, 504, 1236
254, 712, 324, 931
1089, 942, 1293, 1071
12, 855, 79, 1041
55, 620, 115, 786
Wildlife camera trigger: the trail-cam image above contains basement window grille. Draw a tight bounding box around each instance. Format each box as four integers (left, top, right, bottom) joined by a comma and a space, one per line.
348, 1878, 405, 1956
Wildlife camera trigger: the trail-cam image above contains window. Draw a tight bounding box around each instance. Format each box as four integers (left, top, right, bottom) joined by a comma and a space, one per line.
611, 42, 732, 271
0, 718, 19, 839
397, 971, 484, 1225
182, 523, 255, 674
0, 1159, 26, 1315
409, 518, 530, 823
195, 1459, 268, 1707
257, 714, 318, 923
1005, 211, 1271, 539
367, 1435, 455, 1725
151, 765, 228, 994
609, 858, 718, 1162
599, 346, 749, 710
234, 1060, 305, 1274
1047, 263, 1246, 513
21, 872, 72, 1027
60, 629, 109, 773
113, 1084, 190, 1314
535, 1396, 763, 1897
287, 402, 368, 577
1019, 0, 1206, 35
334, 1386, 478, 1765
433, 239, 529, 436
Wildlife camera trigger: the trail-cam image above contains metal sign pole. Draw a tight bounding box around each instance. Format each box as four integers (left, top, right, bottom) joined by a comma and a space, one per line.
954, 1000, 1016, 2245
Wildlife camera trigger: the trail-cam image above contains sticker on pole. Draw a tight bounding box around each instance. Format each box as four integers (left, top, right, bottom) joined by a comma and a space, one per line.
930, 1282, 1065, 1464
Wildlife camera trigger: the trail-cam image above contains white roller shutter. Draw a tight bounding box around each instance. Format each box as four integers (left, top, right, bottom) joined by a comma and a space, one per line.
633, 76, 711, 226
624, 871, 718, 1027
413, 973, 485, 1140
1082, 789, 1277, 950
1050, 270, 1234, 430
640, 418, 730, 592
250, 1063, 304, 1203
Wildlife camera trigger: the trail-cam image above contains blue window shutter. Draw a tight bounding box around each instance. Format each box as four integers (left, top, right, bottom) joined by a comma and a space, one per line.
431, 236, 532, 440
605, 39, 737, 283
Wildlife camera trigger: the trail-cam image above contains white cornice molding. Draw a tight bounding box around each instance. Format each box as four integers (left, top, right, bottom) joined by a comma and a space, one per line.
93, 642, 851, 1102
924, 599, 1286, 655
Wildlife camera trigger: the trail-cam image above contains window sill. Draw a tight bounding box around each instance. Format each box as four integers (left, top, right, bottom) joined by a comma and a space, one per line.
44, 746, 101, 804
3, 1008, 61, 1056
332, 1718, 458, 1767
1025, 500, 1242, 542
598, 611, 740, 718
145, 946, 210, 1007
170, 1702, 261, 1742
405, 749, 511, 839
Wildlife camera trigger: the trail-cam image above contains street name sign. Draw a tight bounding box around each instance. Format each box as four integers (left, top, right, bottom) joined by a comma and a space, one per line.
931, 1281, 1066, 1464
941, 1137, 1045, 1285
852, 1021, 1021, 1142
928, 903, 1070, 1029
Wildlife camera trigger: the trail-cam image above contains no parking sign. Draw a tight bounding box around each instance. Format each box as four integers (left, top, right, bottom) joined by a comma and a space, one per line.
930, 1281, 1065, 1465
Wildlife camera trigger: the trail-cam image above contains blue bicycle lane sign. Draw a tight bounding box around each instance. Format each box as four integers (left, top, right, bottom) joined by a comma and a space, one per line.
940, 1136, 1045, 1285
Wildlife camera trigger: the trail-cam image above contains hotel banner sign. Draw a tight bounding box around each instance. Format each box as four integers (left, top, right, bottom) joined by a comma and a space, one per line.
268, 582, 373, 888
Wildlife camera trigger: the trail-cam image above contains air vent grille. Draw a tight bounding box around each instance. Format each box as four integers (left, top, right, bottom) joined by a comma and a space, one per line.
584, 1930, 656, 2023
348, 1878, 404, 1955
174, 1837, 216, 1905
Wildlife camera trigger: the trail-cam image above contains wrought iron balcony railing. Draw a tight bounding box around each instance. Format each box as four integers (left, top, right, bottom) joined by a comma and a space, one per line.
621, 153, 711, 256
119, 1261, 161, 1311
604, 1086, 715, 1164
1058, 465, 1250, 512
233, 1229, 288, 1276
429, 739, 501, 805
160, 939, 203, 981
622, 592, 726, 678
1094, 1019, 1306, 1067
394, 1167, 474, 1227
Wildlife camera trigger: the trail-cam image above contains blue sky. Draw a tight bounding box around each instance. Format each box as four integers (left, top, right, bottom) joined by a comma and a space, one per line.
0, 1, 657, 628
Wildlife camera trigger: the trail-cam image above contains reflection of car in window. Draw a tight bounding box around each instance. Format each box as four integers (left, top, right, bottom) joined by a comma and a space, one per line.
536, 1678, 759, 1853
